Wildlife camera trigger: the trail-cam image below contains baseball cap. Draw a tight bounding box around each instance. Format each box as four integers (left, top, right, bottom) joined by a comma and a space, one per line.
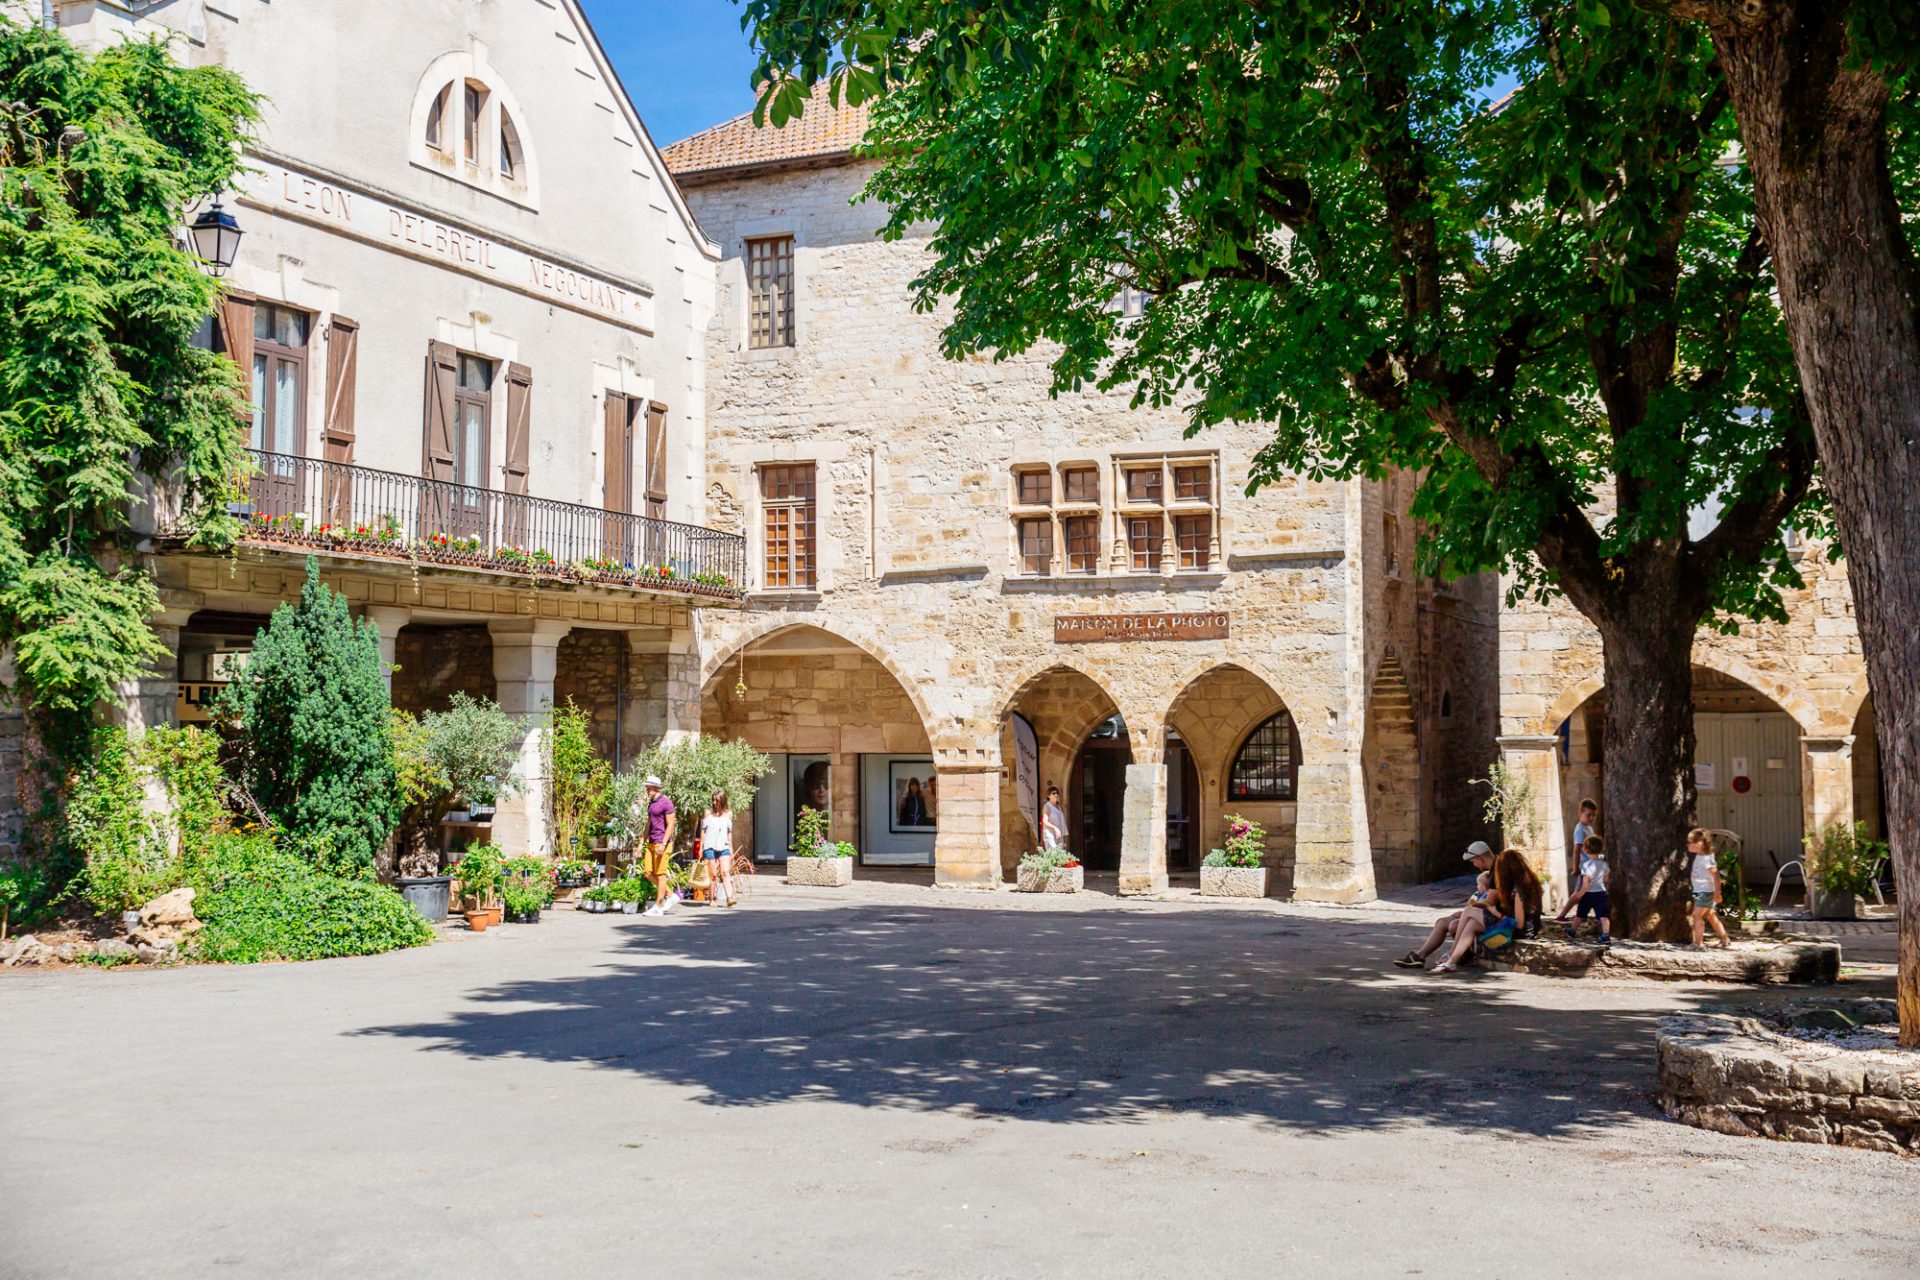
1462, 840, 1494, 861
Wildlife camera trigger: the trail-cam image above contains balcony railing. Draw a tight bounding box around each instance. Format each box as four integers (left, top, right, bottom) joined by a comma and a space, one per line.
230, 449, 746, 600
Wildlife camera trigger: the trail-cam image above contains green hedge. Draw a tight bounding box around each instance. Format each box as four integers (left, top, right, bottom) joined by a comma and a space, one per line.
192, 840, 432, 964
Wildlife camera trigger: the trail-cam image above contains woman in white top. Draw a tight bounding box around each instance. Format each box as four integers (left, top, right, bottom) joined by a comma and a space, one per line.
700, 790, 738, 908
1041, 784, 1068, 851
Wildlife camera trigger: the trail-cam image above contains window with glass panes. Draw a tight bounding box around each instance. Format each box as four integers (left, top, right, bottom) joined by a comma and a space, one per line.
1125, 466, 1164, 505
1063, 515, 1099, 573
1126, 516, 1162, 571
760, 463, 817, 589
1061, 465, 1099, 504
1018, 517, 1053, 574
747, 236, 795, 349
1016, 469, 1051, 506
453, 354, 493, 489
249, 304, 310, 457
1173, 464, 1210, 502
1229, 712, 1298, 801
1175, 514, 1212, 570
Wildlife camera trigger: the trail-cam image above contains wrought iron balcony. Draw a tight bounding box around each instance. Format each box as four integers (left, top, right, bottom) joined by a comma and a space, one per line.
227, 449, 746, 600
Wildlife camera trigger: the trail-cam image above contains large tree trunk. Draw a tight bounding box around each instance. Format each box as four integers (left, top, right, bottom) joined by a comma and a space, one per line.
1709, 6, 1920, 1043
1594, 603, 1699, 941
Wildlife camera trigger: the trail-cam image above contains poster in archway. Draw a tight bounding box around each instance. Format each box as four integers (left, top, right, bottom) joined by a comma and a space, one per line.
1012, 712, 1039, 841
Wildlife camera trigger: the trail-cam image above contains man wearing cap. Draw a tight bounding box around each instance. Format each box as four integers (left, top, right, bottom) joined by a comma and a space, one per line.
1393, 841, 1496, 970
640, 776, 677, 916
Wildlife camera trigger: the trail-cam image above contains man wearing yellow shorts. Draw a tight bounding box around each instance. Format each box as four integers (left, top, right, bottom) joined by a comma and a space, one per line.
640, 775, 677, 916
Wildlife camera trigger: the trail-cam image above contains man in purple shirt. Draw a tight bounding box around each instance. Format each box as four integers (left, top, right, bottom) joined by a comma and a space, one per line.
640, 775, 677, 916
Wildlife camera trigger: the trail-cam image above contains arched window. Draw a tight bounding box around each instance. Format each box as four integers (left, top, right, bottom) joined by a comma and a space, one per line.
499, 111, 522, 180
1228, 712, 1298, 802
424, 84, 449, 152
413, 59, 537, 205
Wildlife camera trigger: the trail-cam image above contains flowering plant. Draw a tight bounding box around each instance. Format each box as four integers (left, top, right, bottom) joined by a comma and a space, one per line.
1204, 814, 1267, 868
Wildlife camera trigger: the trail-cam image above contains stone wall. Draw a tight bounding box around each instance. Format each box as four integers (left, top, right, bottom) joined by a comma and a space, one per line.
392, 624, 496, 715
554, 629, 623, 761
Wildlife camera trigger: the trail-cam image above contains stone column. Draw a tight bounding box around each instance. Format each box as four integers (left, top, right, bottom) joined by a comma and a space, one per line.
1498, 734, 1568, 909
1802, 735, 1855, 834
358, 605, 411, 693
933, 763, 1002, 888
489, 619, 568, 858
106, 607, 193, 826
1292, 755, 1379, 903
1118, 762, 1168, 895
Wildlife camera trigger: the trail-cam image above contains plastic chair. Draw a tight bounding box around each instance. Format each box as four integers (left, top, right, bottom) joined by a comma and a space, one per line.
1768, 851, 1805, 906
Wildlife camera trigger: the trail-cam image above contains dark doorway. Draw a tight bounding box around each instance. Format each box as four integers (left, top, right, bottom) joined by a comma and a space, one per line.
1165, 736, 1199, 872
1074, 714, 1131, 871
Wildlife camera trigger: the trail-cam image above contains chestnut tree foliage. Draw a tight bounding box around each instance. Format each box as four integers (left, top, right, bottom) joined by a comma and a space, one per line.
741, 0, 1824, 937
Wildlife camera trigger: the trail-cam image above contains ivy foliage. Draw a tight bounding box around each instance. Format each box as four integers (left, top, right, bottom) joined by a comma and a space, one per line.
0, 20, 257, 716
219, 560, 399, 878
740, 1, 1819, 632
191, 834, 434, 964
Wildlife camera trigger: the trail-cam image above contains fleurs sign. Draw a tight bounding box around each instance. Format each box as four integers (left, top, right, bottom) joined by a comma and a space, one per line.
236, 154, 654, 333
1054, 612, 1229, 643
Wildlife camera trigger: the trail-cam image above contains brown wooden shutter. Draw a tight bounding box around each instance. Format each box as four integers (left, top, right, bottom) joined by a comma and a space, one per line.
503, 363, 532, 495
323, 316, 358, 465
217, 291, 256, 431
602, 392, 629, 514
422, 340, 458, 483
644, 401, 668, 517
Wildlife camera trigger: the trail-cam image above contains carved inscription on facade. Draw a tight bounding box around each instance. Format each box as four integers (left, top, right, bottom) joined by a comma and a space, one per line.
1054, 612, 1229, 643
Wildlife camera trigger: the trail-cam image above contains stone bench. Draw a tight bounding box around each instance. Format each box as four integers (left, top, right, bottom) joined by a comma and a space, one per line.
1486, 935, 1840, 984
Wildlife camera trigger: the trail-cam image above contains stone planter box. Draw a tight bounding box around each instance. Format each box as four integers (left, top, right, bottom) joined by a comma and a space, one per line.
786, 856, 854, 887
1015, 864, 1084, 894
1810, 886, 1858, 920
1657, 1000, 1918, 1153
1199, 866, 1267, 898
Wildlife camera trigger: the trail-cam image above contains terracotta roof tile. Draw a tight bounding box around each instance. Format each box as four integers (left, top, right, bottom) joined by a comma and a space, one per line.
662, 98, 872, 179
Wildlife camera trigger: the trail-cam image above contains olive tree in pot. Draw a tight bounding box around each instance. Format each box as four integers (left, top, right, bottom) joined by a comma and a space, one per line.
785, 807, 855, 887
1804, 822, 1888, 922
448, 844, 504, 930
1200, 815, 1269, 898
390, 694, 523, 921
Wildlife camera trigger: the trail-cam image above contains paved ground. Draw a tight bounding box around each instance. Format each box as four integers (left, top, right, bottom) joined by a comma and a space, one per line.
2, 880, 1913, 1279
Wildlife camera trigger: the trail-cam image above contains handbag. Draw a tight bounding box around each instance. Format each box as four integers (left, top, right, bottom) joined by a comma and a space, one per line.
1480, 915, 1519, 950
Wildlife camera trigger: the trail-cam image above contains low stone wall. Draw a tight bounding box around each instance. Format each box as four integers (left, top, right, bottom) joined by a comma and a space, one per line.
1488, 936, 1839, 984
1657, 1001, 1919, 1153
786, 856, 854, 888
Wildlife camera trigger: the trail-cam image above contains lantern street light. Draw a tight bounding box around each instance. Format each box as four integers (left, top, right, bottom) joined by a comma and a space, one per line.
189, 196, 242, 276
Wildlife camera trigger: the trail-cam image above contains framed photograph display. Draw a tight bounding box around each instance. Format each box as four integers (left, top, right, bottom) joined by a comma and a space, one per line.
888, 759, 937, 833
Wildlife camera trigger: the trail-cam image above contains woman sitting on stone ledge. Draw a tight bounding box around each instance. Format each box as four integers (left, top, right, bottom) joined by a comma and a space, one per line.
1395, 845, 1543, 974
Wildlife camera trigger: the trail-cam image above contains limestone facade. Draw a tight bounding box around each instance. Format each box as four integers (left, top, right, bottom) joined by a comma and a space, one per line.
1496, 544, 1879, 901
667, 123, 1501, 898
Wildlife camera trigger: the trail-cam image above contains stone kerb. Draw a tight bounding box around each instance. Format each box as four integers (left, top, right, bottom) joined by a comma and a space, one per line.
1657, 1000, 1918, 1153
1490, 936, 1840, 984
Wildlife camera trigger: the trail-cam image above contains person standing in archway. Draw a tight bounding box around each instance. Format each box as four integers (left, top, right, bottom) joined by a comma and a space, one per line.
1041, 784, 1068, 851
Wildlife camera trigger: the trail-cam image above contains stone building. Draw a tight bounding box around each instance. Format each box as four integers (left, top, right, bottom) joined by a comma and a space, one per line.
663, 102, 1499, 897
1497, 537, 1883, 902
0, 0, 745, 860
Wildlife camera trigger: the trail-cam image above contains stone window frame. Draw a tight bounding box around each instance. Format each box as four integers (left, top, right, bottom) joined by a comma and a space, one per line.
759, 462, 818, 591
732, 217, 808, 361
409, 50, 540, 210
1004, 450, 1223, 580
739, 443, 849, 598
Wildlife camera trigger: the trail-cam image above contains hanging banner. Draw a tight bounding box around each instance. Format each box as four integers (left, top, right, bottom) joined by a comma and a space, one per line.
1012, 712, 1040, 841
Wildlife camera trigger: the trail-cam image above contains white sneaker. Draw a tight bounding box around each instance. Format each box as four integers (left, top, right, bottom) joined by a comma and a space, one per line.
643, 904, 663, 917
658, 897, 674, 914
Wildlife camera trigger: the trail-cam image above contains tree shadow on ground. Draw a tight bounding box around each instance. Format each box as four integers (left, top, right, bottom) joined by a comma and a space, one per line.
360, 904, 1816, 1137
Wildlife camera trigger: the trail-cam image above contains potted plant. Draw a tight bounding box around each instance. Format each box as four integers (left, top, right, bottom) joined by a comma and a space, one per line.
1015, 848, 1083, 893
390, 694, 523, 918
502, 878, 545, 924
1200, 815, 1270, 898
785, 807, 855, 887
449, 843, 504, 928
1803, 821, 1886, 921
605, 876, 653, 914
579, 884, 610, 913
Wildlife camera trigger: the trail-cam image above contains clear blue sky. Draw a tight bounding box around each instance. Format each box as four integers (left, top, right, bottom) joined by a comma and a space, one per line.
581, 1, 762, 149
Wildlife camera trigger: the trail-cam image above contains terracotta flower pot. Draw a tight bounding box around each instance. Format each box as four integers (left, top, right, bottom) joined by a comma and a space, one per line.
482, 906, 503, 927
464, 910, 490, 932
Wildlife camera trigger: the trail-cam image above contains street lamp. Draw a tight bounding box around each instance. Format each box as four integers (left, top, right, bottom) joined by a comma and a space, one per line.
189, 196, 243, 276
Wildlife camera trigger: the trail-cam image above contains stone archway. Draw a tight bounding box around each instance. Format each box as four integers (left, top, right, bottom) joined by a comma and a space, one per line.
1163, 663, 1301, 895
700, 623, 939, 870
995, 664, 1127, 877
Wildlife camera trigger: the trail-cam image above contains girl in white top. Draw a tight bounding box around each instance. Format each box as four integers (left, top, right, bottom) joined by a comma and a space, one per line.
700, 790, 738, 908
1687, 827, 1731, 948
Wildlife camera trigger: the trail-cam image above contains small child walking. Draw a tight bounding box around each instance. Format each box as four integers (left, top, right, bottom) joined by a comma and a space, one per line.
1556, 833, 1612, 944
1687, 827, 1733, 949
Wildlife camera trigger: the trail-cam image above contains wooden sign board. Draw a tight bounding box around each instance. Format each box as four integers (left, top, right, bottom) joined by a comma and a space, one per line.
1054, 612, 1229, 643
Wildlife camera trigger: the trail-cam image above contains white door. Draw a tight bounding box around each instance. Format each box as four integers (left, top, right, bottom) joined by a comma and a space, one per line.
1695, 712, 1802, 881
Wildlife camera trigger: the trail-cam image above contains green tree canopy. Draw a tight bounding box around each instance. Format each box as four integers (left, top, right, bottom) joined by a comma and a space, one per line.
741, 0, 1820, 936
220, 560, 398, 878
0, 21, 257, 719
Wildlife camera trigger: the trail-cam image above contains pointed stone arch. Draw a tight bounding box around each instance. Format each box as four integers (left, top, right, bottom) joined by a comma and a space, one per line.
701, 616, 940, 747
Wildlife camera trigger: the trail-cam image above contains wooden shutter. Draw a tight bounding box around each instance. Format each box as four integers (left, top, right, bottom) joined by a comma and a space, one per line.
602, 392, 630, 513
322, 316, 358, 465
422, 340, 458, 483
217, 291, 256, 430
644, 401, 668, 515
503, 363, 532, 495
